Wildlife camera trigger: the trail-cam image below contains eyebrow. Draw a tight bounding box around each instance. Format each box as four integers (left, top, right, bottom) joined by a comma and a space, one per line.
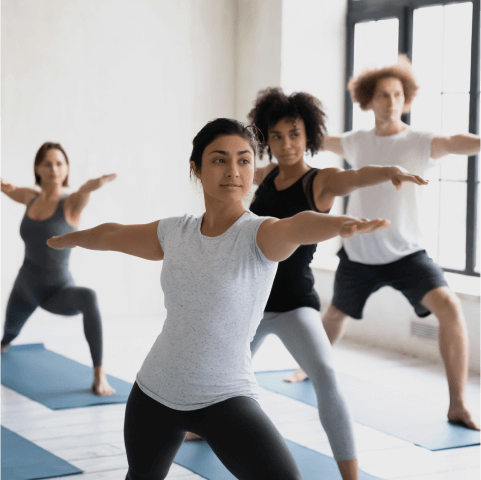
208, 150, 253, 156
269, 128, 300, 134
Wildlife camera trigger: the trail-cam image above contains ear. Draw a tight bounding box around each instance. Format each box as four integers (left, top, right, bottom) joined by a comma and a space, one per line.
402, 102, 412, 114
190, 161, 201, 180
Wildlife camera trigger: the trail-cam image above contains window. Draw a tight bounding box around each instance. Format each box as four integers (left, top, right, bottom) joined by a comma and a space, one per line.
346, 0, 480, 276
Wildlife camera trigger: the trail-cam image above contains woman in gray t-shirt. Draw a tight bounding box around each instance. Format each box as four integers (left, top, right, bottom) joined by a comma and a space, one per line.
48, 119, 388, 479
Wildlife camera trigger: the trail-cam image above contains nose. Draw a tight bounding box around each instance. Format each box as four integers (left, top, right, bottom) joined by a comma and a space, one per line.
226, 162, 239, 178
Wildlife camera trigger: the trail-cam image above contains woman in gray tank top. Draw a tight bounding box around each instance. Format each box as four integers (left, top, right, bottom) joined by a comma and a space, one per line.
48, 119, 389, 479
1, 142, 116, 396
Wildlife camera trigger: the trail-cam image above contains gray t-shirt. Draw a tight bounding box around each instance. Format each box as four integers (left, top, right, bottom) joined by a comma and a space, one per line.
136, 211, 277, 411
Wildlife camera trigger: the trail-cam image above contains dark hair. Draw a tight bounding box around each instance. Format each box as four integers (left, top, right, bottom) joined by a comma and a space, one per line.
34, 142, 70, 186
247, 87, 327, 160
189, 118, 260, 180
348, 54, 419, 113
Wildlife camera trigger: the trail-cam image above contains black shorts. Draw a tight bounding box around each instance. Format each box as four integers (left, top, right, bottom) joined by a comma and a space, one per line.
332, 248, 449, 319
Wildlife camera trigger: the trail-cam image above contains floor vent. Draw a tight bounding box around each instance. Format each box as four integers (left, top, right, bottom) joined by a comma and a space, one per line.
411, 321, 439, 340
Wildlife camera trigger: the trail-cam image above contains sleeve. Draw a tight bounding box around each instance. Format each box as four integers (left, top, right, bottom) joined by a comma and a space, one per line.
340, 130, 360, 168
156, 216, 183, 252
249, 216, 277, 265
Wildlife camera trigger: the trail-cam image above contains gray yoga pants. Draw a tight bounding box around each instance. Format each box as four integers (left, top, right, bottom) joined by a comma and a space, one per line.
251, 306, 357, 461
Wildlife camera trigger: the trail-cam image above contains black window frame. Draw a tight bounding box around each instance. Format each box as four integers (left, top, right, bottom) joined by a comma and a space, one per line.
345, 0, 480, 277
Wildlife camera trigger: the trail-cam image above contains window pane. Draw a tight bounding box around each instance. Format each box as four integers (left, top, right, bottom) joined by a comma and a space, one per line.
413, 6, 443, 94
440, 156, 468, 182
443, 2, 472, 93
420, 168, 441, 262
353, 19, 399, 76
442, 93, 470, 135
410, 93, 442, 132
438, 181, 467, 270
439, 93, 470, 181
352, 18, 399, 130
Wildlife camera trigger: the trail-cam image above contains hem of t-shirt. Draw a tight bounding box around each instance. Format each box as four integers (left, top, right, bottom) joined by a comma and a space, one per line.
343, 245, 425, 265
135, 376, 260, 411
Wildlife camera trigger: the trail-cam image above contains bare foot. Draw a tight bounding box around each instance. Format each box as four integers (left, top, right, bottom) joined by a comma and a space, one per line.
283, 368, 308, 383
185, 432, 202, 441
1, 344, 8, 354
448, 405, 480, 431
92, 366, 116, 396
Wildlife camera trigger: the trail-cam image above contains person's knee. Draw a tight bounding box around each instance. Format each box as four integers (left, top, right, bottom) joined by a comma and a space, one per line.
78, 288, 99, 311
427, 289, 463, 322
323, 304, 347, 323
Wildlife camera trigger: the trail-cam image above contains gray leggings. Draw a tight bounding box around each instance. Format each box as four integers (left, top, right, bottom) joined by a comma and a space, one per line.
251, 307, 356, 461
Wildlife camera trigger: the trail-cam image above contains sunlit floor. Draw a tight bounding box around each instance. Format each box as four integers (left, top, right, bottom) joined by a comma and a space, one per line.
2, 313, 480, 480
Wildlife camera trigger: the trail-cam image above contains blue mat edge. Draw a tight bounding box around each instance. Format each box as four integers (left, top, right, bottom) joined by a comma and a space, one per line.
1, 426, 83, 479
255, 369, 480, 451
2, 343, 133, 410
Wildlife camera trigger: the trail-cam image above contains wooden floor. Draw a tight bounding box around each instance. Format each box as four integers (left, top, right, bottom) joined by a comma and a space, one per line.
2, 314, 480, 480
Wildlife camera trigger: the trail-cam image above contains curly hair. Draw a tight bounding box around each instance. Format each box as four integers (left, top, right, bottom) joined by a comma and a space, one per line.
348, 54, 419, 113
247, 87, 327, 160
34, 142, 70, 186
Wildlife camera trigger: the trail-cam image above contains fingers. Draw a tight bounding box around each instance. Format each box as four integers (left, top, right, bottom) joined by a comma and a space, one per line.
396, 174, 429, 186
355, 218, 390, 234
46, 236, 66, 250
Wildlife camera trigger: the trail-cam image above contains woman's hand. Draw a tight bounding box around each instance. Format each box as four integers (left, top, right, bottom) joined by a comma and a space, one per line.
388, 166, 428, 190
80, 173, 117, 193
339, 217, 390, 238
47, 234, 77, 250
1, 178, 16, 193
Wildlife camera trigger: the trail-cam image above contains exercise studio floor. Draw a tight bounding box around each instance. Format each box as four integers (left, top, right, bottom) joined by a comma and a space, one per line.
2, 314, 480, 480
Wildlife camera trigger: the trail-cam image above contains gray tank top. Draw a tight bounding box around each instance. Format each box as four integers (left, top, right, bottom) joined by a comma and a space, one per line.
136, 211, 277, 411
20, 195, 77, 270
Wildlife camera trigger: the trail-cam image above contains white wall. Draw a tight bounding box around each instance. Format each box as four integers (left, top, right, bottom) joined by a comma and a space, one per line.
280, 0, 347, 261
1, 0, 236, 318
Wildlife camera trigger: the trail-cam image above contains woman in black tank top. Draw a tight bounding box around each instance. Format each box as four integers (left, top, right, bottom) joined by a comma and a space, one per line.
1, 142, 117, 396
245, 88, 426, 479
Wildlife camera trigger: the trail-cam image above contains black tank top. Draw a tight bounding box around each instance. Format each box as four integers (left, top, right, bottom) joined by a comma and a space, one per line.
20, 195, 77, 270
250, 166, 329, 312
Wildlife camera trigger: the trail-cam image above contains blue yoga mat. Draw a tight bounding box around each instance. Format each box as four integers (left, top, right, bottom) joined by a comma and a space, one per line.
174, 438, 380, 479
1, 344, 132, 410
255, 369, 480, 451
1, 426, 82, 480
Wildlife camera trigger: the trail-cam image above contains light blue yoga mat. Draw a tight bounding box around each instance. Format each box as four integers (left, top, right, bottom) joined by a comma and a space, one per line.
1, 344, 132, 410
255, 369, 480, 451
174, 438, 380, 479
1, 426, 82, 480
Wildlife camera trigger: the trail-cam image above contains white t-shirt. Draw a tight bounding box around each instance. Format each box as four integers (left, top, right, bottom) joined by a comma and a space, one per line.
341, 127, 437, 264
136, 211, 277, 410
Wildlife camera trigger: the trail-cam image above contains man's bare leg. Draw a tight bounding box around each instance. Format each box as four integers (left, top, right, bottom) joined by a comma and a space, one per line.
322, 304, 349, 344
421, 286, 479, 431
283, 305, 348, 383
185, 432, 202, 441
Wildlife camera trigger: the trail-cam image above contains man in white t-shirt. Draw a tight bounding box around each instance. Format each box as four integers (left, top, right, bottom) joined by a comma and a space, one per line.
321, 56, 480, 430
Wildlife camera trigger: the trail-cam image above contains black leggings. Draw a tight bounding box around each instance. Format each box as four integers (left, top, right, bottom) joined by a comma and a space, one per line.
2, 263, 103, 366
124, 383, 302, 480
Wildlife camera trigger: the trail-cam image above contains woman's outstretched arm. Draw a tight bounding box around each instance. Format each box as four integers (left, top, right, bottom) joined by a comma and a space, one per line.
257, 212, 389, 262
47, 220, 163, 261
64, 173, 117, 222
317, 165, 428, 199
1, 178, 38, 204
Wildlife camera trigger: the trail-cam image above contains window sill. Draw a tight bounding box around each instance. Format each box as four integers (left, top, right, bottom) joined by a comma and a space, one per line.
311, 258, 480, 299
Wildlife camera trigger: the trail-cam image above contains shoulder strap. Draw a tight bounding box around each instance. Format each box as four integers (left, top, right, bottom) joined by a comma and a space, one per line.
302, 168, 320, 212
